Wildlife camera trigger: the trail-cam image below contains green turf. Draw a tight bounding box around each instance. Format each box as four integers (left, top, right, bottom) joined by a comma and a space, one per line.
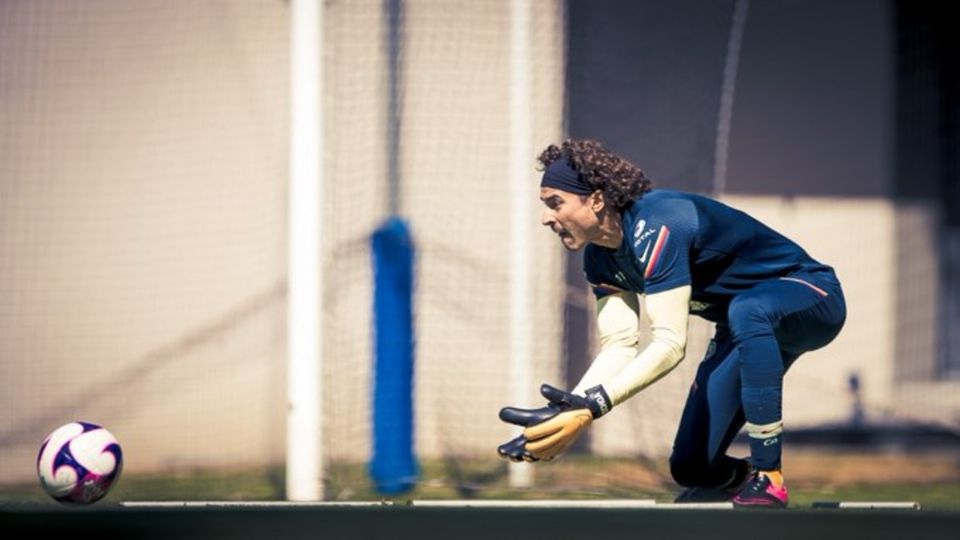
790, 483, 960, 510
4, 460, 959, 511
0, 467, 285, 506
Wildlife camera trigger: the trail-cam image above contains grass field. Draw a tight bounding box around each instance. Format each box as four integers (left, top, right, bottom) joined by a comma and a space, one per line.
4, 447, 959, 510
4, 449, 960, 540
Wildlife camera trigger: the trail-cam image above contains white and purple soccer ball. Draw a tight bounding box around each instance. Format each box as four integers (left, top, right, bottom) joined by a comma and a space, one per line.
36, 421, 123, 504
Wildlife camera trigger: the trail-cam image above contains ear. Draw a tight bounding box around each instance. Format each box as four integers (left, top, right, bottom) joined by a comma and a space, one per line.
589, 190, 606, 213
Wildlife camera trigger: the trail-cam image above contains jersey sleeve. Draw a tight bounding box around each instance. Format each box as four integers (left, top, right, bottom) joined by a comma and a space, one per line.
602, 285, 691, 404
632, 198, 698, 294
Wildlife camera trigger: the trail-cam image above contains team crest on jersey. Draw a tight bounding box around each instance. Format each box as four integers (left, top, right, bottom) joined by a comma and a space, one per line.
633, 220, 658, 248
633, 220, 646, 238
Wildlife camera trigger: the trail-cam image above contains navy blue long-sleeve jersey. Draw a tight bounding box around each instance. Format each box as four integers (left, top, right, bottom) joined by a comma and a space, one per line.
584, 189, 833, 323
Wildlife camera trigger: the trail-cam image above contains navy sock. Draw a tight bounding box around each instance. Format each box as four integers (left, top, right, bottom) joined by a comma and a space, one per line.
742, 387, 783, 470
738, 335, 784, 470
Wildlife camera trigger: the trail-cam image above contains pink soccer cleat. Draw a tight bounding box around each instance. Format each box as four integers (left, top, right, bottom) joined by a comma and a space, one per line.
732, 471, 788, 508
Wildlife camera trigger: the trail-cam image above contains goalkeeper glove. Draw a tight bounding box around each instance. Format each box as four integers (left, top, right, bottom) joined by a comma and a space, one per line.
497, 384, 612, 461
496, 434, 537, 463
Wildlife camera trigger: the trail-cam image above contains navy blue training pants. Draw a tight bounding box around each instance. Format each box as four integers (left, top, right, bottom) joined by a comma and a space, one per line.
669, 271, 846, 487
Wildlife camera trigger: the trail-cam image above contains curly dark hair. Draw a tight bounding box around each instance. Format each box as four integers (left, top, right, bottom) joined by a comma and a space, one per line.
537, 139, 652, 211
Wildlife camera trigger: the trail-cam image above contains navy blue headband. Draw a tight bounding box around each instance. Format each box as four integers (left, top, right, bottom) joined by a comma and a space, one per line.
540, 159, 595, 195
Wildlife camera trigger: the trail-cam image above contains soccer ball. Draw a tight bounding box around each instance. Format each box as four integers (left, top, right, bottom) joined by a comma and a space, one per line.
36, 421, 123, 504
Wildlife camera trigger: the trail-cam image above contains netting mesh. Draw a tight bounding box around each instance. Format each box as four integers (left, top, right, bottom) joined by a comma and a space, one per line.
0, 0, 570, 497
0, 1, 289, 488
1, 0, 956, 502
399, 0, 565, 459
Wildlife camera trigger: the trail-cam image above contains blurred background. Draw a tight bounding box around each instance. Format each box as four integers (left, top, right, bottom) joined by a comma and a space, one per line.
1, 0, 958, 505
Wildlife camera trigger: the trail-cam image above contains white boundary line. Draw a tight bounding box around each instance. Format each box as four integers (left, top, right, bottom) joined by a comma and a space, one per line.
121, 499, 922, 511
812, 501, 921, 510
122, 501, 394, 508
413, 500, 659, 509
120, 500, 739, 510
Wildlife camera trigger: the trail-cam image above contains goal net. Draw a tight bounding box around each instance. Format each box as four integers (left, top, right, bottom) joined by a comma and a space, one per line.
4, 0, 952, 503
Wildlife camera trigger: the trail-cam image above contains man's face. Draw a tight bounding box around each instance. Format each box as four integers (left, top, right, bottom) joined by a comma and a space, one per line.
539, 187, 601, 251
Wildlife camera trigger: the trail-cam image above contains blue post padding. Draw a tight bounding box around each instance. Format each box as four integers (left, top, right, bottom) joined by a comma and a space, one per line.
370, 217, 418, 494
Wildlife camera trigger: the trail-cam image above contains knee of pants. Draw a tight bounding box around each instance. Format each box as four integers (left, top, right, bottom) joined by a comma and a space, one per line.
669, 451, 708, 487
727, 295, 775, 342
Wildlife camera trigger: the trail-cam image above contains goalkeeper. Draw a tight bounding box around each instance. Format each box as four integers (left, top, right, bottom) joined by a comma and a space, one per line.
497, 139, 846, 508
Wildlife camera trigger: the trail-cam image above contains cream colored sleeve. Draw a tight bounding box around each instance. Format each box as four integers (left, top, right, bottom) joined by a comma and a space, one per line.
571, 291, 640, 396
603, 285, 691, 405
